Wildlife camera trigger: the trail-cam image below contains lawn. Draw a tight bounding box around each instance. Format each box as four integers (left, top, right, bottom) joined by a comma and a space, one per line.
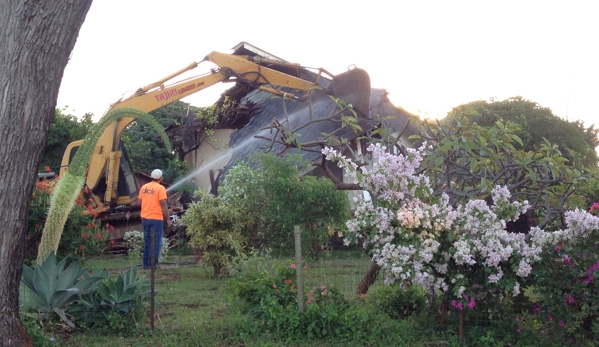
61, 250, 425, 347
49, 250, 548, 347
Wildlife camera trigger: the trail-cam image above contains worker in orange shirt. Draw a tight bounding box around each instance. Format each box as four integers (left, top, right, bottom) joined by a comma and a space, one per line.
138, 169, 172, 269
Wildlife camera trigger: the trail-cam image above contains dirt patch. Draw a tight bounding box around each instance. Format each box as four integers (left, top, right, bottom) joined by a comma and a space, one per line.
328, 263, 358, 268
211, 309, 227, 318
156, 271, 182, 284
179, 303, 204, 309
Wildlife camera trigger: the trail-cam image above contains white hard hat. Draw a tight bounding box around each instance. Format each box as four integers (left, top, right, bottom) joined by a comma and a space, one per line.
151, 169, 163, 179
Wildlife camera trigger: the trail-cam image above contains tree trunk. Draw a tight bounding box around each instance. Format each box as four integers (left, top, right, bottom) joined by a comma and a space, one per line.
459, 309, 464, 341
440, 301, 447, 324
356, 260, 380, 294
0, 1, 92, 346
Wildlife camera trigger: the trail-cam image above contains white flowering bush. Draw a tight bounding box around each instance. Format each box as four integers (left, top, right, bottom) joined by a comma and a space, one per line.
124, 230, 169, 263
323, 143, 599, 309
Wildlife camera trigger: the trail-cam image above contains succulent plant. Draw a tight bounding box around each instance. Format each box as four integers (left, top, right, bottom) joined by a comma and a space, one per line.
68, 266, 151, 330
19, 252, 107, 328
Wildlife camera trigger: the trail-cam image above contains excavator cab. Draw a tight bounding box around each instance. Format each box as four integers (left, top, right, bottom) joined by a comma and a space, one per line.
62, 143, 138, 210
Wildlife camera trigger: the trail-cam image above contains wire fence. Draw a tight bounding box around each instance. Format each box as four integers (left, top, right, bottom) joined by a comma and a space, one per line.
19, 240, 589, 345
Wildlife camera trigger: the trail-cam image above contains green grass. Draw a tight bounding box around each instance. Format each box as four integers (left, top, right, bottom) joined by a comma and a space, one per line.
50, 249, 541, 347
62, 250, 389, 347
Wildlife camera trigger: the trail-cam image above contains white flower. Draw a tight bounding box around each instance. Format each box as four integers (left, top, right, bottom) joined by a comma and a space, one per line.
516, 259, 532, 277
513, 282, 520, 296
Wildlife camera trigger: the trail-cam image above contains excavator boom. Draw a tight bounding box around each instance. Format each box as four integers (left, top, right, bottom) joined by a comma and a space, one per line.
59, 48, 371, 231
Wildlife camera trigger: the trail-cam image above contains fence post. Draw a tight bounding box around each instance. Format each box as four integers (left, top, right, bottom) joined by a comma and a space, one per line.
294, 225, 304, 313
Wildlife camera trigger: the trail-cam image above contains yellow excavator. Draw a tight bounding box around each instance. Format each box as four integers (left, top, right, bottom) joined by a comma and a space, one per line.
59, 48, 371, 229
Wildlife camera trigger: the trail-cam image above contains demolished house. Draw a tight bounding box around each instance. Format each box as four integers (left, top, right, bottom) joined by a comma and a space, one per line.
166, 42, 417, 194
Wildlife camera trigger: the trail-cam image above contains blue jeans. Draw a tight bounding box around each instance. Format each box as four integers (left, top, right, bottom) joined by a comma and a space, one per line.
142, 218, 163, 269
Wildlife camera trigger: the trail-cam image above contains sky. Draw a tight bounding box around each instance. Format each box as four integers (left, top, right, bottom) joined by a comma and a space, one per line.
57, 0, 599, 130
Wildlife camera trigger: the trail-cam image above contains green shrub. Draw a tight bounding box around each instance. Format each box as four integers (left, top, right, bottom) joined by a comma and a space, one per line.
21, 316, 59, 347
228, 260, 375, 342
181, 190, 245, 276
27, 180, 110, 263
219, 153, 350, 258
529, 212, 599, 342
372, 284, 428, 319
123, 230, 169, 262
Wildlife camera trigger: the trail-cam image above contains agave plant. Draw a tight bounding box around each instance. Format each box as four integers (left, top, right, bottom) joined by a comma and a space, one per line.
68, 266, 151, 330
19, 252, 107, 328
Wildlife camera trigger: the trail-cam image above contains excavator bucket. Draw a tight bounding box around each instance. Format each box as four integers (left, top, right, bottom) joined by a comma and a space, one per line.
326, 68, 371, 117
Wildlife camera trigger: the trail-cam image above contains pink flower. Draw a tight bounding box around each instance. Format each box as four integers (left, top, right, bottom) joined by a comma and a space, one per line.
468, 299, 476, 309
559, 320, 565, 327
272, 284, 277, 289
457, 302, 463, 310
556, 245, 561, 252
463, 294, 468, 300
586, 261, 599, 275
304, 265, 308, 270
515, 317, 521, 322
548, 315, 553, 321
564, 257, 571, 264
321, 290, 327, 296
451, 300, 458, 308
290, 263, 296, 269
307, 299, 313, 305
517, 327, 522, 332
284, 279, 292, 285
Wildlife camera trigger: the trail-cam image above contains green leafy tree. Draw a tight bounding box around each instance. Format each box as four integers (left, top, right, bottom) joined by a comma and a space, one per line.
447, 97, 599, 167
121, 103, 178, 175
349, 114, 598, 294
219, 153, 351, 256
122, 101, 200, 181
41, 108, 93, 172
414, 114, 598, 228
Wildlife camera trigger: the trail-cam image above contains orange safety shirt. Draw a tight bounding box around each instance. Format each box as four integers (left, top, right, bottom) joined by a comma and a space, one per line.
138, 181, 168, 221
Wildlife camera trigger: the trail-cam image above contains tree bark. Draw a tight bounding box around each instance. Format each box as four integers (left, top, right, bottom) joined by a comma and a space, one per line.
0, 1, 92, 346
356, 260, 380, 294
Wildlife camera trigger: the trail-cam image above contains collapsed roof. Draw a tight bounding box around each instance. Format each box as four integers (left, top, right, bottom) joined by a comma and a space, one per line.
167, 42, 416, 179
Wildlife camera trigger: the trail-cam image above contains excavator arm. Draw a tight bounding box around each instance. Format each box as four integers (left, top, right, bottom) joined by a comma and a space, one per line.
60, 51, 322, 212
